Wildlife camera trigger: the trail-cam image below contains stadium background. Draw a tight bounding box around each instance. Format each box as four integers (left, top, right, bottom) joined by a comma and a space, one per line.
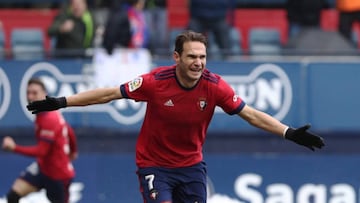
1, 0, 360, 202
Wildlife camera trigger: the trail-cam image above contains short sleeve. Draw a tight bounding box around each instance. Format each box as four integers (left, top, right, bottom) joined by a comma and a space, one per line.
120, 73, 155, 102
216, 77, 246, 115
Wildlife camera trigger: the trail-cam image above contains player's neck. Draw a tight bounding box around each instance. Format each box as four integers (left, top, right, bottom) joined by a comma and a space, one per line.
175, 73, 199, 89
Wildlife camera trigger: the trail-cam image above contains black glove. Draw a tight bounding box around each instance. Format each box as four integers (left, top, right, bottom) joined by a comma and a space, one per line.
285, 124, 325, 151
27, 96, 67, 114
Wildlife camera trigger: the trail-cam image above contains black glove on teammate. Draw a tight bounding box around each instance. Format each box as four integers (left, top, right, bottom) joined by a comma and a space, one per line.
284, 124, 325, 151
27, 96, 67, 114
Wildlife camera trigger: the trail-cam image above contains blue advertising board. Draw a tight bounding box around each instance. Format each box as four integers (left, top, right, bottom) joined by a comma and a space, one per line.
307, 62, 360, 131
0, 58, 360, 132
1, 153, 359, 203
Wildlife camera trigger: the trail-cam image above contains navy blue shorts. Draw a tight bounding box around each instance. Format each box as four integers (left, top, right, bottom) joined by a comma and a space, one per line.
137, 161, 207, 203
20, 162, 72, 203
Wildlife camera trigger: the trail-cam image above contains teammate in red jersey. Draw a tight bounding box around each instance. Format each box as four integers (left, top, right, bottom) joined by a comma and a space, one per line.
2, 78, 77, 203
26, 30, 324, 203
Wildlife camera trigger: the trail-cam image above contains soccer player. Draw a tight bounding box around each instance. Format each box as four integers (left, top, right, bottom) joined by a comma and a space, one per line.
2, 78, 77, 203
26, 30, 324, 203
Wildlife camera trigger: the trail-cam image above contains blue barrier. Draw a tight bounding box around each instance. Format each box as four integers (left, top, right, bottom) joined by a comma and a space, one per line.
307, 62, 360, 131
0, 59, 360, 132
1, 153, 359, 203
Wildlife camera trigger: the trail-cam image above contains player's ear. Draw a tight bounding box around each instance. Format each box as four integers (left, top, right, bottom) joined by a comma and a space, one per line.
173, 51, 180, 62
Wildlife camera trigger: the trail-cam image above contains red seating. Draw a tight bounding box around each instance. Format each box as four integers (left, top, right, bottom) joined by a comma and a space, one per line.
166, 5, 360, 50
0, 9, 58, 52
0, 7, 358, 55
167, 0, 189, 29
321, 9, 339, 31
166, 6, 289, 51
320, 9, 360, 47
233, 9, 289, 50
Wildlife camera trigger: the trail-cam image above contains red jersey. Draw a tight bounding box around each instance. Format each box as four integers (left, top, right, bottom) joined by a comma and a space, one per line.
15, 111, 76, 180
120, 66, 245, 168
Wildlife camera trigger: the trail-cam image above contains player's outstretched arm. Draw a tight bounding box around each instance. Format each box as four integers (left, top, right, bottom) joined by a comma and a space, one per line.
27, 86, 123, 114
238, 105, 325, 151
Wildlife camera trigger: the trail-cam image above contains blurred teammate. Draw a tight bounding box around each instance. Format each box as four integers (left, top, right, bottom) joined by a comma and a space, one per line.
2, 78, 77, 203
26, 30, 324, 202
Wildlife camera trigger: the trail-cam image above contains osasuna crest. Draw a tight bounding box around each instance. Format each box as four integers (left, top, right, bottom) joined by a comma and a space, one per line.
198, 98, 207, 111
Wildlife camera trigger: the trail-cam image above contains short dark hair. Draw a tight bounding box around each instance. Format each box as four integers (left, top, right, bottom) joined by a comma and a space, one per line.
174, 30, 207, 55
28, 78, 47, 92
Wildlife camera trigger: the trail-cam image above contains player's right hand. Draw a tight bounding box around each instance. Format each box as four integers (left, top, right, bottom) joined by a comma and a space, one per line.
2, 136, 15, 151
27, 96, 67, 114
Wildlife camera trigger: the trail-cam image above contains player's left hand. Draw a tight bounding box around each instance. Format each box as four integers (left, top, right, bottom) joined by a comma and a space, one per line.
2, 136, 16, 151
284, 124, 325, 151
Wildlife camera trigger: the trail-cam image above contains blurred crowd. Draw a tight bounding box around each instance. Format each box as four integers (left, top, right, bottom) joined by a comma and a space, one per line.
43, 0, 164, 58
0, 0, 360, 60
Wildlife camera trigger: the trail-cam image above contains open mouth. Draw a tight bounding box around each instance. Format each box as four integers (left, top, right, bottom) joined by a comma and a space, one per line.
190, 66, 202, 72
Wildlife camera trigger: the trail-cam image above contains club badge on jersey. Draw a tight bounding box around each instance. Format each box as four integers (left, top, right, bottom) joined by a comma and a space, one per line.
197, 98, 207, 111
